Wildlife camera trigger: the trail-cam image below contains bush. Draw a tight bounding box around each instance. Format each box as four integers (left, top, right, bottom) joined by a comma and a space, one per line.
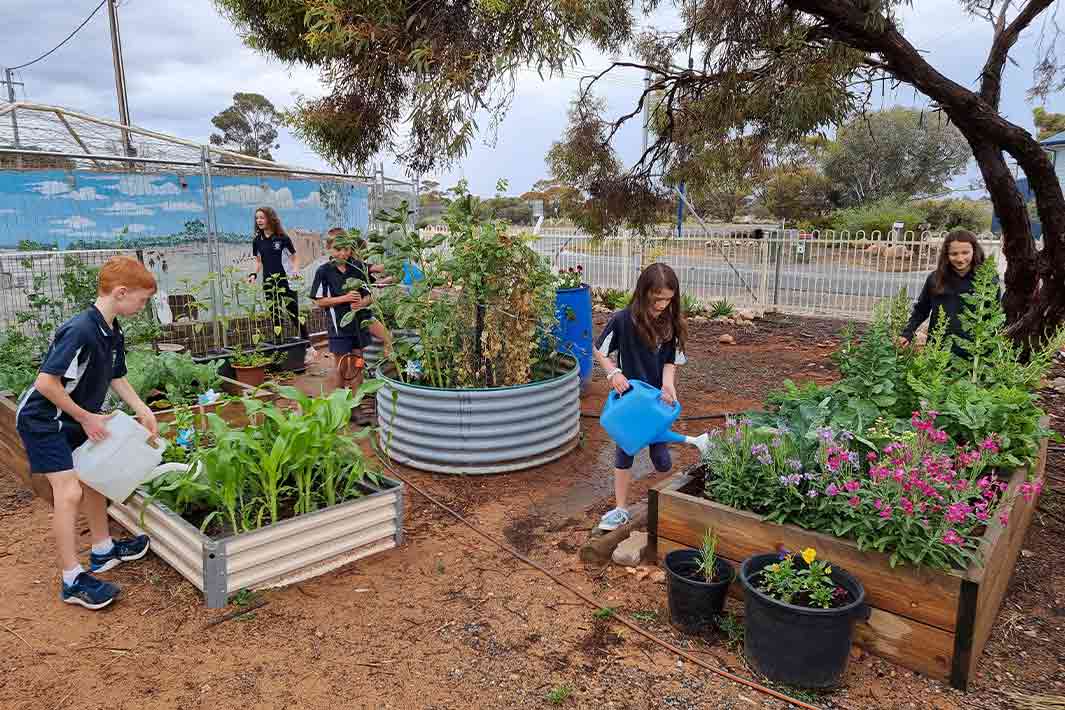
828, 199, 928, 238
916, 199, 991, 232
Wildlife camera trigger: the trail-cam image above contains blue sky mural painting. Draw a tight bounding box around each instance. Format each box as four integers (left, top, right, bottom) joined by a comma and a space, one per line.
0, 170, 369, 249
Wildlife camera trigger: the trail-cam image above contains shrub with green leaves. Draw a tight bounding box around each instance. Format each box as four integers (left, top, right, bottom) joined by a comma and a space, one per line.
124, 350, 223, 408
829, 199, 928, 238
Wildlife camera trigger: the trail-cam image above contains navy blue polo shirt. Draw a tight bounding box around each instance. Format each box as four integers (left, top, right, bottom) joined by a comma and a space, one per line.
309, 260, 373, 337
594, 307, 686, 389
16, 306, 127, 435
252, 232, 296, 280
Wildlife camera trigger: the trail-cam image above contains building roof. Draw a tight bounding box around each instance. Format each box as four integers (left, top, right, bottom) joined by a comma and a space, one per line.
1042, 130, 1065, 148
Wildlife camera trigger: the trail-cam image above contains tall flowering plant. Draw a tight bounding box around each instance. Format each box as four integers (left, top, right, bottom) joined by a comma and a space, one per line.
703, 417, 804, 514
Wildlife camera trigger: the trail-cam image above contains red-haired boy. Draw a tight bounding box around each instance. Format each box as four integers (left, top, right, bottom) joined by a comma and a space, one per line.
16, 256, 159, 609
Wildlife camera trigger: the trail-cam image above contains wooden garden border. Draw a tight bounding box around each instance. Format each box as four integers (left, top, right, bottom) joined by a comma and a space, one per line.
648, 439, 1047, 690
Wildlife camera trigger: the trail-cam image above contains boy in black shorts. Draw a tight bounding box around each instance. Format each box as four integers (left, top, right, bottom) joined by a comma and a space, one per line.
16, 256, 159, 609
310, 230, 396, 389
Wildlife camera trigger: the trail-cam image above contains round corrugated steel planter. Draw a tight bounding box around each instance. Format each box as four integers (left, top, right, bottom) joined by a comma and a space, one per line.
375, 356, 580, 474
363, 329, 417, 371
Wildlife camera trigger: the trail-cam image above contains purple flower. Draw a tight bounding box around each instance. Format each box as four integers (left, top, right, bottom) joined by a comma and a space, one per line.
787, 458, 803, 472
778, 548, 791, 560
826, 483, 839, 497
846, 451, 860, 466
807, 489, 819, 498
840, 430, 854, 442
816, 427, 834, 442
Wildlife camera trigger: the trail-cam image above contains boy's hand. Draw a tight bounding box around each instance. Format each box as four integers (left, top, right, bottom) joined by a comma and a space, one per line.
80, 413, 111, 442
136, 407, 159, 436
661, 383, 677, 405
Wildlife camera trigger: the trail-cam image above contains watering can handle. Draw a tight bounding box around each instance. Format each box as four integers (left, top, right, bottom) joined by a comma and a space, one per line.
607, 379, 653, 402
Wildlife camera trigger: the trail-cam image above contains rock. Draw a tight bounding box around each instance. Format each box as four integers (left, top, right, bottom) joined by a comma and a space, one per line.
737, 309, 756, 321
650, 569, 666, 584
719, 334, 736, 345
612, 531, 648, 567
1050, 377, 1065, 393
1020, 549, 1034, 558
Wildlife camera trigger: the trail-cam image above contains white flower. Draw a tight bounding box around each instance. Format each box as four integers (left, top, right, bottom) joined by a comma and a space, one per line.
404, 360, 423, 378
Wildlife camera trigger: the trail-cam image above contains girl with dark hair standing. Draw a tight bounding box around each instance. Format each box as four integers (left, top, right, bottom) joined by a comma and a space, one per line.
247, 206, 308, 342
592, 263, 689, 531
899, 229, 991, 353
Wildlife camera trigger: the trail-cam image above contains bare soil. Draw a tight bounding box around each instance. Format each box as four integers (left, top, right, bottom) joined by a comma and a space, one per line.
0, 316, 1061, 710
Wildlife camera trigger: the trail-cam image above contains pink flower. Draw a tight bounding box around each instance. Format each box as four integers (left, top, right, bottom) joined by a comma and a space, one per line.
942, 529, 964, 546
874, 499, 884, 511
946, 502, 971, 524
866, 452, 878, 462
999, 511, 1009, 526
848, 496, 860, 508
826, 483, 839, 497
879, 505, 893, 520
979, 436, 999, 453
899, 497, 914, 515
844, 480, 861, 493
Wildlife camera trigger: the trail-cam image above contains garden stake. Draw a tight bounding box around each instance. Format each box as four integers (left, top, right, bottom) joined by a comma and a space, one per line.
379, 462, 824, 710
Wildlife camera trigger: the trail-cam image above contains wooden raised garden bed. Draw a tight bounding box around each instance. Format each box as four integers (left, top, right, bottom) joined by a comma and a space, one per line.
0, 377, 284, 505
649, 443, 1047, 691
108, 476, 404, 607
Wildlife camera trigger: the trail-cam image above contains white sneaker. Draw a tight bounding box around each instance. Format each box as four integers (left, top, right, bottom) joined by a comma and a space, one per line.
598, 507, 631, 531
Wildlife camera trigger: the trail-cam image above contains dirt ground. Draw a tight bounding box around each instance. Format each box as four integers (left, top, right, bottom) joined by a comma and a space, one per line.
0, 314, 1061, 710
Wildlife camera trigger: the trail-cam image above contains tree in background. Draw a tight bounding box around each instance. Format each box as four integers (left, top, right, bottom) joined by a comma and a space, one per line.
1033, 107, 1065, 139
821, 108, 971, 206
214, 0, 632, 175
209, 92, 282, 161
760, 168, 834, 224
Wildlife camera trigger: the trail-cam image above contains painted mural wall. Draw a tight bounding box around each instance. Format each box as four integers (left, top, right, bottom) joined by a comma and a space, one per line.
0, 170, 369, 251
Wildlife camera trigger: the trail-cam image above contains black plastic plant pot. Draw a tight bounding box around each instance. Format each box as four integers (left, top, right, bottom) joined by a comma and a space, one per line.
664, 549, 735, 634
267, 338, 309, 373
739, 553, 869, 689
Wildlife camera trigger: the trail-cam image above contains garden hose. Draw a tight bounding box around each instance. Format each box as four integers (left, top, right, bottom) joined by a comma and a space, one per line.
337, 353, 365, 384
380, 462, 824, 710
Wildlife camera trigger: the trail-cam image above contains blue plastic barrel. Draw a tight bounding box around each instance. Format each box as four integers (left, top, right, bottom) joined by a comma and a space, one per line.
554, 284, 594, 391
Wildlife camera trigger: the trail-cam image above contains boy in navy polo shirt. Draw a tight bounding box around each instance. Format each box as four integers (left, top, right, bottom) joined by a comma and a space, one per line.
16, 256, 159, 610
310, 230, 393, 389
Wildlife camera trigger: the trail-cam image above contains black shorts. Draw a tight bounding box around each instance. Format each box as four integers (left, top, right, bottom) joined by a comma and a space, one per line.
18, 426, 89, 475
615, 442, 672, 472
328, 335, 361, 355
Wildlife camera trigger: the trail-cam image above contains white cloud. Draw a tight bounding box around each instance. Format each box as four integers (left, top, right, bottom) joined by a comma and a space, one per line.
158, 200, 204, 212
214, 183, 296, 209
96, 201, 156, 216
0, 208, 15, 215
28, 181, 105, 201
49, 216, 96, 230
296, 191, 321, 208
113, 175, 182, 197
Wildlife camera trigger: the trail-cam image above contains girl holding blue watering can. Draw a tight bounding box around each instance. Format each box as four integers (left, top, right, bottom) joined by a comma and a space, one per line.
593, 263, 688, 531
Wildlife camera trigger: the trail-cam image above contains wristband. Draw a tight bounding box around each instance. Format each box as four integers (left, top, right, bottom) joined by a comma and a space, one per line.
606, 368, 622, 381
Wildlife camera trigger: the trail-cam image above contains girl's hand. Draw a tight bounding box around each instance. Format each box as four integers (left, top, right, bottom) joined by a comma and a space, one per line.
895, 336, 910, 348
609, 371, 630, 395
661, 383, 677, 405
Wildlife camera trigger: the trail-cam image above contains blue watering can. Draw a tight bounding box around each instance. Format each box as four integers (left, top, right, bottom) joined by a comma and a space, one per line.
401, 261, 425, 286
600, 379, 710, 457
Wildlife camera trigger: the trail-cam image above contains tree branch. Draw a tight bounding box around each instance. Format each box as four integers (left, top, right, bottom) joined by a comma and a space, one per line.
980, 0, 1057, 107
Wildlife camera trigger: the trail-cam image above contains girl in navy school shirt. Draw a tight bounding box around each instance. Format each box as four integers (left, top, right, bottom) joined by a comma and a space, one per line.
592, 263, 688, 531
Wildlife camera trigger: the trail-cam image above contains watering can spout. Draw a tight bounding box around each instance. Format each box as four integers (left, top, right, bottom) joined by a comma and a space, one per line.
654, 430, 711, 456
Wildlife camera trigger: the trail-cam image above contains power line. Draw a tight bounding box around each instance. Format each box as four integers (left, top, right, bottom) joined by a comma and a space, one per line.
10, 0, 107, 71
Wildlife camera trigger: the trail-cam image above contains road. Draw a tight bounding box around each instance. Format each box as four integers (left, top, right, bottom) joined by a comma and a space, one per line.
549, 249, 928, 306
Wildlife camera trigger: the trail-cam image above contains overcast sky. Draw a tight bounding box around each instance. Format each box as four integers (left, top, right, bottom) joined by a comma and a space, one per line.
2, 0, 1062, 195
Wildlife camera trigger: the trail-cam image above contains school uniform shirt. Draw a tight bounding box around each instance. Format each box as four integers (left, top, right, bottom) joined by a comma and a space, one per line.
594, 307, 685, 389
309, 260, 373, 337
15, 306, 127, 434
901, 269, 997, 345
252, 232, 296, 281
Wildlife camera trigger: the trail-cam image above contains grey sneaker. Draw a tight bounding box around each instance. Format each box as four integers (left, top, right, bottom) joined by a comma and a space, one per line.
598, 507, 631, 531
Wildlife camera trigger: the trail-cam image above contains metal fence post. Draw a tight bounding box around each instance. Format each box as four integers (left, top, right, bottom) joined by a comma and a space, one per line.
771, 231, 785, 310
200, 146, 225, 352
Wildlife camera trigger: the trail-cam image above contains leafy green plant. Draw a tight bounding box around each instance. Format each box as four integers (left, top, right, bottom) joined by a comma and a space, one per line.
546, 684, 572, 705
594, 287, 631, 311
123, 350, 223, 409
758, 548, 845, 609
142, 382, 386, 535
695, 529, 720, 582
682, 294, 707, 317
229, 347, 274, 369
593, 607, 615, 620
709, 299, 735, 318
717, 612, 744, 649
556, 265, 584, 289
